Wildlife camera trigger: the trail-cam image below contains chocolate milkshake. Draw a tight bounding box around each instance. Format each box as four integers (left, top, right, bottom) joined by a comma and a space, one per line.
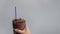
12, 18, 26, 34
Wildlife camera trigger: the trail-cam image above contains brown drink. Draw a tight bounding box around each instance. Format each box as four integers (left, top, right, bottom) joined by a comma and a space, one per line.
12, 18, 26, 34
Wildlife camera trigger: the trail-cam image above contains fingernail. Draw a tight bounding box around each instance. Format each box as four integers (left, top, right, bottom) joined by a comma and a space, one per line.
15, 29, 17, 31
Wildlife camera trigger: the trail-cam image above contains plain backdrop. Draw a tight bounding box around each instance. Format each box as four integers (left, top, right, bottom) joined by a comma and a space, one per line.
0, 0, 60, 34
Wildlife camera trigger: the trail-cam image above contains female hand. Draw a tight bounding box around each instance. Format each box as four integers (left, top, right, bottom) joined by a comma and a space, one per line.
15, 23, 30, 34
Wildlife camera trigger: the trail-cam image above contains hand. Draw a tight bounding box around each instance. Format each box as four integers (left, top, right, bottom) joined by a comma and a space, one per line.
15, 23, 30, 34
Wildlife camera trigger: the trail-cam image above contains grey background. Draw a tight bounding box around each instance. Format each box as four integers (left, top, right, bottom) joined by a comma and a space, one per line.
0, 0, 60, 34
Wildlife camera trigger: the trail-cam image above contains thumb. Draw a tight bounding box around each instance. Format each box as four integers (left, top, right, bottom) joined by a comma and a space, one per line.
15, 29, 25, 34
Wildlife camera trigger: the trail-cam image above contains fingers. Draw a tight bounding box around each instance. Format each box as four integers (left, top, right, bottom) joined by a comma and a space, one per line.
15, 29, 25, 34
14, 23, 31, 34
25, 23, 31, 34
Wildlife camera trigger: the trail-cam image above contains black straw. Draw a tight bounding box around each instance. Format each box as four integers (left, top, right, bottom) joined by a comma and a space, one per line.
15, 6, 17, 19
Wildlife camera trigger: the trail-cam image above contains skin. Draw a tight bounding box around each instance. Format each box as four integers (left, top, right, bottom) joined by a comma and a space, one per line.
15, 23, 30, 34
